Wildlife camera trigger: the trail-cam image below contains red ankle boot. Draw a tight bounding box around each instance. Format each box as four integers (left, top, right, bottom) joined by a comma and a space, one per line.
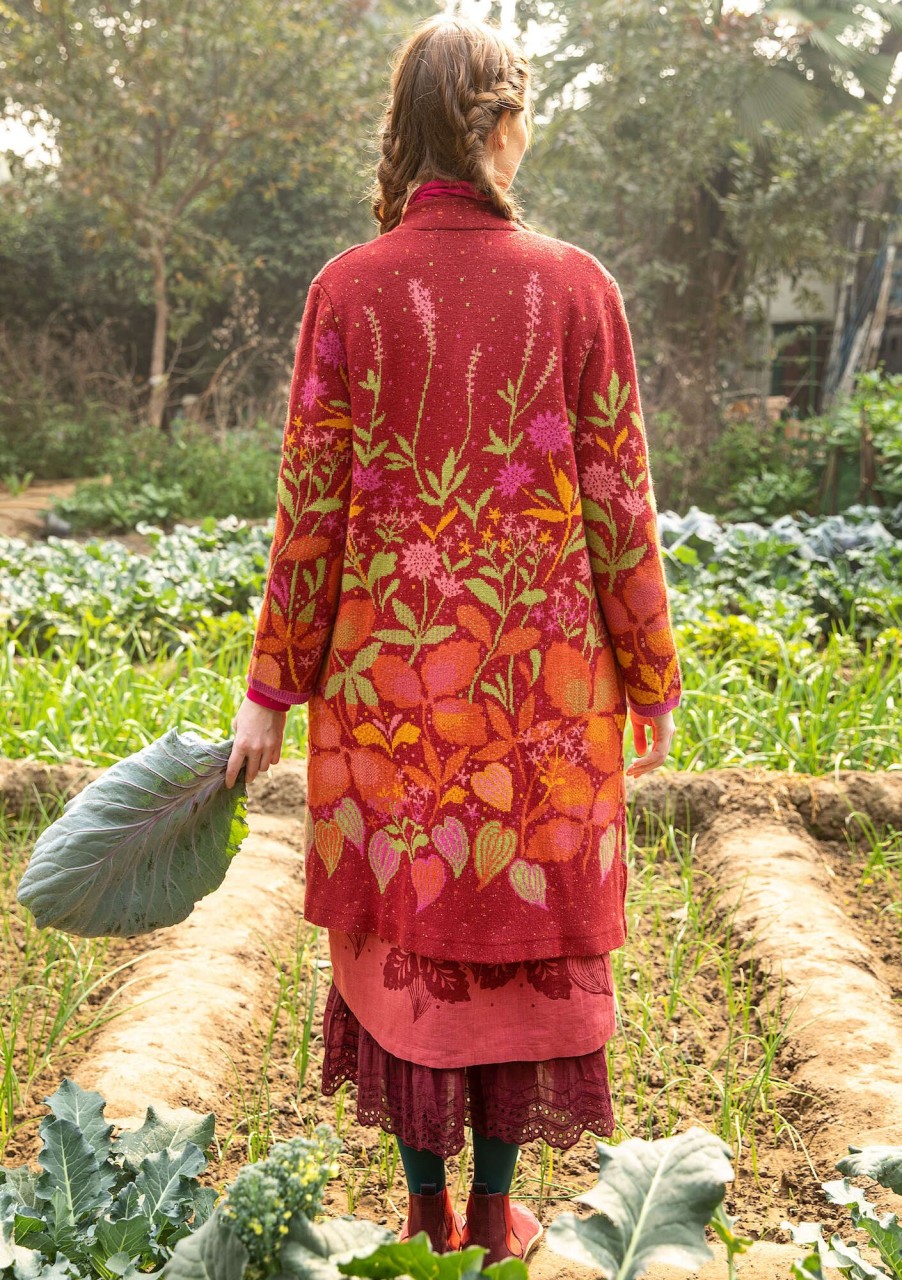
459, 1182, 544, 1264
400, 1182, 464, 1253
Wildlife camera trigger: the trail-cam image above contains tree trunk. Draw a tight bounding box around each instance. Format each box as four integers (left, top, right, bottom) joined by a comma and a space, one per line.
148, 237, 169, 430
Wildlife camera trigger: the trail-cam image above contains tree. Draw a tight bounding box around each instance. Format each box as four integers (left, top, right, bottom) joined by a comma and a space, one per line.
520, 0, 902, 443
2, 0, 382, 427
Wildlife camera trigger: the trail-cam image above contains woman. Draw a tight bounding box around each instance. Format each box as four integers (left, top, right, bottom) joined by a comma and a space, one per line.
226, 12, 681, 1265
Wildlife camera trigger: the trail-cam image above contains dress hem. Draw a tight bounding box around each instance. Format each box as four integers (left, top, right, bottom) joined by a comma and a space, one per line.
304, 903, 627, 965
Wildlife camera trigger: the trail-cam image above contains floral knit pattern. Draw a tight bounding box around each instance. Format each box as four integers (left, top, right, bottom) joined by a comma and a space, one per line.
247, 190, 682, 964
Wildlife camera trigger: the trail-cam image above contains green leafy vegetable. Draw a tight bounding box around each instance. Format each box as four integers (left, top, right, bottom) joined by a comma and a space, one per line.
16, 728, 248, 937
783, 1142, 902, 1279
545, 1126, 734, 1280
0, 1080, 215, 1278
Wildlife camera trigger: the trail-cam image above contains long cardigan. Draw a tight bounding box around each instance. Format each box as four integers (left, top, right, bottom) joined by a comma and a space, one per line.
246, 184, 683, 964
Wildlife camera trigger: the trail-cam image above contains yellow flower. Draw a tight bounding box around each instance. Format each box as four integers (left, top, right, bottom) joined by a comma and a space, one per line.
459, 537, 473, 555
489, 506, 502, 522
538, 530, 552, 545
499, 538, 511, 552
480, 528, 494, 545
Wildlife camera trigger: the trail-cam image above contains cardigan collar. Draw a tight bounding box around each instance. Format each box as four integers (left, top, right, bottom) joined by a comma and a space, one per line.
398, 182, 519, 233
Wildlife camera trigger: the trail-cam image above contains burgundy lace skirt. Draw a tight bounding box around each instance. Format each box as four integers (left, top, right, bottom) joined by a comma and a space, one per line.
320, 983, 616, 1158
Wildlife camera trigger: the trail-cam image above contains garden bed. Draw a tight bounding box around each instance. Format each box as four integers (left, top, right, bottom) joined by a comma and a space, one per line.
3, 759, 900, 1277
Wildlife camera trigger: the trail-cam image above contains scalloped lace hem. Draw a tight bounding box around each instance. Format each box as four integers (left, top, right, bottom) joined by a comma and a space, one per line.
320, 983, 615, 1158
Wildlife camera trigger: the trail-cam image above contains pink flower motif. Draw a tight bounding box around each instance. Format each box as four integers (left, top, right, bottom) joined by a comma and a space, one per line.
401, 539, 441, 579
527, 411, 570, 454
409, 278, 436, 338
354, 464, 383, 492
525, 271, 542, 327
582, 461, 619, 503
316, 329, 345, 369
496, 460, 534, 499
435, 572, 464, 597
301, 371, 328, 412
619, 488, 648, 517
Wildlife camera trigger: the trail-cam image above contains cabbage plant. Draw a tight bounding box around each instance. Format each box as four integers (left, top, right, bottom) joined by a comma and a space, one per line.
16, 728, 248, 937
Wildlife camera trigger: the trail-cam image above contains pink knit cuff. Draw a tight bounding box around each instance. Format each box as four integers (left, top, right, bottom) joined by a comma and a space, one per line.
247, 685, 292, 712
628, 692, 681, 719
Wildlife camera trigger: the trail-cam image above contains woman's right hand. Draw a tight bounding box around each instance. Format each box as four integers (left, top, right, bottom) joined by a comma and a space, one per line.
226, 698, 287, 789
626, 708, 675, 778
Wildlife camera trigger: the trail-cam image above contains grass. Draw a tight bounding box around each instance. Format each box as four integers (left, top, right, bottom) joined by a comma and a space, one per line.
0, 801, 144, 1156
1, 615, 899, 772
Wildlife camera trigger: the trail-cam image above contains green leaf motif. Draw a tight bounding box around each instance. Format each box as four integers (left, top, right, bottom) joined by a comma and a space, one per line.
367, 553, 396, 587
17, 729, 249, 938
351, 642, 381, 673
354, 675, 378, 707
611, 545, 648, 574
391, 599, 419, 632
545, 1128, 733, 1280
373, 628, 417, 647
420, 625, 457, 646
440, 450, 457, 491
277, 476, 297, 520
464, 577, 503, 615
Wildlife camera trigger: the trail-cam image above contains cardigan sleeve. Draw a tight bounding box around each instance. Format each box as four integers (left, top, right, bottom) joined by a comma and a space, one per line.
575, 276, 682, 718
246, 279, 352, 708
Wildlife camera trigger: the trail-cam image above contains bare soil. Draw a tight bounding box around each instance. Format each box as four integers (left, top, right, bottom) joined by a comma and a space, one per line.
2, 760, 901, 1278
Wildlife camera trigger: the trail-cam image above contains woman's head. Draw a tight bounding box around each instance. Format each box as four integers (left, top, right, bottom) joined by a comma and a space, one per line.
371, 14, 532, 234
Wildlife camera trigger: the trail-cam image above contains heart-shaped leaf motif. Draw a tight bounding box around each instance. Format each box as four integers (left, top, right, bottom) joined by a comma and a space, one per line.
368, 830, 401, 894
333, 796, 364, 851
431, 816, 469, 878
473, 821, 517, 890
315, 819, 344, 877
509, 858, 547, 908
470, 762, 513, 812
599, 823, 617, 882
411, 854, 447, 913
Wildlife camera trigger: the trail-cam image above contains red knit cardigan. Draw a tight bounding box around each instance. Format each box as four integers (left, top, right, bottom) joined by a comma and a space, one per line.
246, 182, 682, 964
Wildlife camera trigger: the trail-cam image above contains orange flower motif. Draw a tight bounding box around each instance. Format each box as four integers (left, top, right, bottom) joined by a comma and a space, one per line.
458, 537, 473, 555
480, 528, 493, 545
488, 507, 502, 523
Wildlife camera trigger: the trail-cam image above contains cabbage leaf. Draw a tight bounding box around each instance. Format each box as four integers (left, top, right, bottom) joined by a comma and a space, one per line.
16, 729, 248, 937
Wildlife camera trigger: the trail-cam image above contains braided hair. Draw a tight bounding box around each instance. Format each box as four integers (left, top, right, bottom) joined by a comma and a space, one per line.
370, 15, 533, 235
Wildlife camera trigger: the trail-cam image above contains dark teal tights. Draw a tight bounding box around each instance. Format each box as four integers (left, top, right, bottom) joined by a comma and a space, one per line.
396, 1131, 519, 1195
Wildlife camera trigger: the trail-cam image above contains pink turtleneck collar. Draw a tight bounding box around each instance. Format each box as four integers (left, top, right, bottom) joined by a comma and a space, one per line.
407, 179, 492, 208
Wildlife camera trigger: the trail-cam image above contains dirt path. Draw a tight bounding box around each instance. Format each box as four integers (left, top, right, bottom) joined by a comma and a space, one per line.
76, 810, 307, 1128
700, 812, 902, 1159
0, 479, 82, 538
